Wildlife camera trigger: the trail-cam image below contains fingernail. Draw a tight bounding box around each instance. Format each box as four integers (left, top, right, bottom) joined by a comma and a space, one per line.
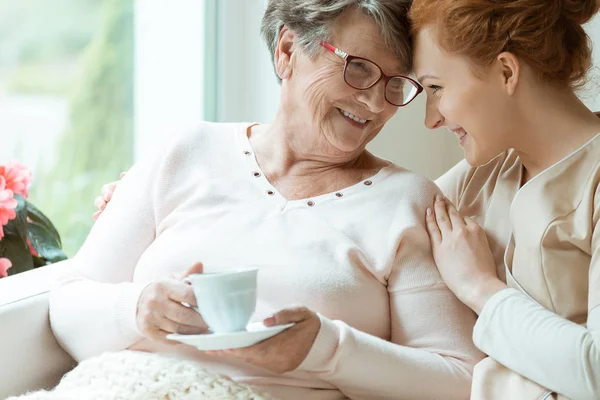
426, 208, 432, 216
264, 316, 276, 326
436, 195, 443, 202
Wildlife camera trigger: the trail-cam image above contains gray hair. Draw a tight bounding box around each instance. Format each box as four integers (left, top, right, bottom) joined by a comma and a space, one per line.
261, 0, 413, 82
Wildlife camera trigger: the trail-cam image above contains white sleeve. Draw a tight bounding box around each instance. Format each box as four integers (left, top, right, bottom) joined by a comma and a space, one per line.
473, 288, 600, 399
49, 131, 179, 361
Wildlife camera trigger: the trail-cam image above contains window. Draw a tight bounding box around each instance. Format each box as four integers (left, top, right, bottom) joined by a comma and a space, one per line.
0, 0, 134, 256
0, 0, 281, 258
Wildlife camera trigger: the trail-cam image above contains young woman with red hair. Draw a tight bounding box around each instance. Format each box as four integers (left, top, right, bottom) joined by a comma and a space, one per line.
411, 0, 600, 398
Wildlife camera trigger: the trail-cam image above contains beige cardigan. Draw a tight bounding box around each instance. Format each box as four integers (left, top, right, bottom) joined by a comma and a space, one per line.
436, 126, 600, 399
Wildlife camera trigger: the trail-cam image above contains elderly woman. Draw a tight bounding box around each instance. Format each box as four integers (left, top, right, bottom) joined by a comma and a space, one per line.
48, 1, 481, 400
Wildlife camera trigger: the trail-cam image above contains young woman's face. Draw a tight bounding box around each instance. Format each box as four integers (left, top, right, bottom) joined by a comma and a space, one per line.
413, 28, 515, 166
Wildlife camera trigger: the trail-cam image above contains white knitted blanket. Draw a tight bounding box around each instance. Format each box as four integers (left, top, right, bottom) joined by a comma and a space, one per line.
9, 350, 279, 400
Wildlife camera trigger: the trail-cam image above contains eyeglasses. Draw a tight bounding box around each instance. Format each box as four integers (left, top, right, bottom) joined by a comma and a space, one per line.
320, 41, 423, 107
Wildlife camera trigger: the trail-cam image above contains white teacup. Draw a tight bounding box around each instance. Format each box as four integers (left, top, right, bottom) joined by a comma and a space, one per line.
185, 268, 258, 333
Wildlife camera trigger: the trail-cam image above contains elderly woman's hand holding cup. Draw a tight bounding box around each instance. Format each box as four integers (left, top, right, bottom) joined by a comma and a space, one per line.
136, 262, 209, 342
179, 266, 321, 374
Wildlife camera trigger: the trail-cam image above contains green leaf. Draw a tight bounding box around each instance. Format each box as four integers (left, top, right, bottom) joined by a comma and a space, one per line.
32, 255, 48, 269
25, 200, 62, 248
0, 234, 34, 276
27, 222, 68, 263
3, 195, 28, 244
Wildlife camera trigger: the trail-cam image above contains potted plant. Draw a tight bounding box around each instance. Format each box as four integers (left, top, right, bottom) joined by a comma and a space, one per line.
0, 161, 67, 277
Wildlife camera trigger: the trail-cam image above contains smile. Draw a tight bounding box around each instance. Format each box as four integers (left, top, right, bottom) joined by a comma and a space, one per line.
451, 128, 468, 140
337, 108, 369, 124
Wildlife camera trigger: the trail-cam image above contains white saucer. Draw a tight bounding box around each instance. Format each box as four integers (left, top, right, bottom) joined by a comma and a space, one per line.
167, 322, 295, 351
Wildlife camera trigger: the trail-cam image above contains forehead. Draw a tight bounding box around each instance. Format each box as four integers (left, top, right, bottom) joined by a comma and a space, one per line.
413, 29, 445, 75
328, 8, 406, 74
413, 28, 471, 80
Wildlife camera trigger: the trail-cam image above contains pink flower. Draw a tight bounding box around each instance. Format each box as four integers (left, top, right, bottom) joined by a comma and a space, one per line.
27, 238, 39, 257
0, 161, 32, 198
0, 176, 18, 240
0, 257, 11, 278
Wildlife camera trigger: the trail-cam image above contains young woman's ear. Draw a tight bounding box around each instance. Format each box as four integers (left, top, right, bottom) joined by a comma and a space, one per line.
496, 52, 521, 96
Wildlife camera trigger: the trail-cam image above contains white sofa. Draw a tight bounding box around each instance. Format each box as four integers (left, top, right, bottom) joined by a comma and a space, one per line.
0, 261, 76, 398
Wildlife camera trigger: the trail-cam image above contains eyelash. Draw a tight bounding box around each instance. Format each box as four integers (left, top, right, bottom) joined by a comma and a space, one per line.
428, 85, 443, 96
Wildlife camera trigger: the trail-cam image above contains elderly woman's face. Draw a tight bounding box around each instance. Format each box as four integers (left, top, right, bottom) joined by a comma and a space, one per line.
281, 9, 404, 154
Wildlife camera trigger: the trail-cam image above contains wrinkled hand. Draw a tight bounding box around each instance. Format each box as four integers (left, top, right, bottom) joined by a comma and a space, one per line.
137, 262, 209, 342
93, 171, 127, 221
208, 307, 321, 374
425, 195, 507, 314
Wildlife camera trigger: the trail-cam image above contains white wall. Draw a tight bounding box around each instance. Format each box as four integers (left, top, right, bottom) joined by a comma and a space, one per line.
214, 3, 600, 180
583, 15, 600, 111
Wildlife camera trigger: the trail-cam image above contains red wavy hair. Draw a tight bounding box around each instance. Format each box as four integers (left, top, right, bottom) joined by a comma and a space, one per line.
410, 0, 600, 88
